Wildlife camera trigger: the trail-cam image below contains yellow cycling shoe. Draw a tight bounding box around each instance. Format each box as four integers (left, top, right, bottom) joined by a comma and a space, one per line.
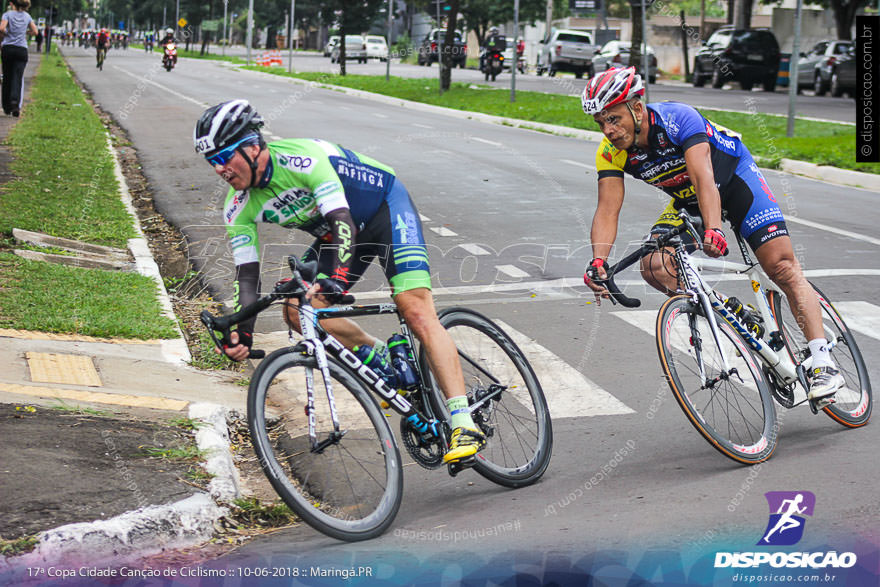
443, 427, 487, 463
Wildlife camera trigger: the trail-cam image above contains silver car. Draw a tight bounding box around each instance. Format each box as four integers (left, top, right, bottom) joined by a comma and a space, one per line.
795, 40, 852, 95
592, 41, 658, 83
330, 35, 367, 64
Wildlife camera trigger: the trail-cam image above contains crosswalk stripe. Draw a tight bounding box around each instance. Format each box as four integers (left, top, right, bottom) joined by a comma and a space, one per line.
458, 243, 491, 256
429, 226, 457, 237
495, 265, 530, 279
561, 159, 595, 170
494, 321, 634, 418
831, 301, 880, 342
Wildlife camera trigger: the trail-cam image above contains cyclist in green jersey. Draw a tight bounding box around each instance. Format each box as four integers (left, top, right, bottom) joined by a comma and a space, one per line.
193, 100, 485, 463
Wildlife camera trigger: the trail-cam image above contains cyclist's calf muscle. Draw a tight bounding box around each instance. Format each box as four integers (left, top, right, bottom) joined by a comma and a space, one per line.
640, 242, 680, 296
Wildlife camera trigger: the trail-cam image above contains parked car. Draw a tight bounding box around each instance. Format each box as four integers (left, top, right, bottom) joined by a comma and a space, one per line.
828, 45, 857, 97
323, 35, 339, 58
330, 35, 367, 64
795, 40, 853, 95
536, 29, 598, 78
592, 40, 658, 83
417, 28, 467, 67
365, 35, 388, 61
692, 27, 780, 91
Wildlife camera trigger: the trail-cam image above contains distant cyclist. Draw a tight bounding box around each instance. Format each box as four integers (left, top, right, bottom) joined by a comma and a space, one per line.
95, 27, 110, 68
193, 100, 488, 464
581, 67, 844, 401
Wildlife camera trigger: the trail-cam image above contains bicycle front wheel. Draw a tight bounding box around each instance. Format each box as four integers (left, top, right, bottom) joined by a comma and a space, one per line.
248, 347, 403, 541
422, 308, 552, 487
657, 295, 777, 464
768, 284, 872, 427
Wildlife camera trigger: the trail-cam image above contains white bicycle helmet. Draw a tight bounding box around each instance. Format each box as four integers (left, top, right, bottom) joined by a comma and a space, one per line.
581, 67, 644, 115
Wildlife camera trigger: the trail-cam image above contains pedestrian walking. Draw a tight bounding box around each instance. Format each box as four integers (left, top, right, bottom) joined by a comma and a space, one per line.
33, 26, 40, 51
0, 0, 38, 117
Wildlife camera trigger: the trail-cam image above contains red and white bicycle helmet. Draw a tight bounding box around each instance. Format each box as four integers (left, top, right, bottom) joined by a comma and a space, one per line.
581, 67, 645, 115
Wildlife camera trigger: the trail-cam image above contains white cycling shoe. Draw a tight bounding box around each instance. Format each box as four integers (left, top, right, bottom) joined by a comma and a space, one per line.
807, 366, 845, 400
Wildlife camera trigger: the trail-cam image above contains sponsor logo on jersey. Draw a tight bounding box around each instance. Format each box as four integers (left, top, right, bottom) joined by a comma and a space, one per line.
602, 144, 614, 163
714, 132, 737, 152
332, 158, 388, 189
271, 188, 315, 211
657, 132, 669, 148
705, 122, 714, 137
628, 150, 648, 163
654, 171, 691, 188
278, 153, 315, 173
229, 234, 252, 248
225, 191, 249, 223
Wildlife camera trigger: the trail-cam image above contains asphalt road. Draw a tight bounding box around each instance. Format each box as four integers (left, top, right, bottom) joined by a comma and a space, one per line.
64, 45, 878, 583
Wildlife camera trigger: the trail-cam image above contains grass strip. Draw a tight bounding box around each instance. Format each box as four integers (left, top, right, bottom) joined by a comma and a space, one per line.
0, 49, 178, 339
0, 252, 178, 339
0, 50, 137, 246
243, 69, 878, 175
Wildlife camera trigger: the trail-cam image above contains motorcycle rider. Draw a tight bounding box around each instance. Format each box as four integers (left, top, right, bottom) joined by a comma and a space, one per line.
480, 26, 504, 72
160, 28, 177, 68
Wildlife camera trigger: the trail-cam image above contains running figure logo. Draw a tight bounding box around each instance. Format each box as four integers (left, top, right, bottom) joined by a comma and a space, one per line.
758, 491, 816, 546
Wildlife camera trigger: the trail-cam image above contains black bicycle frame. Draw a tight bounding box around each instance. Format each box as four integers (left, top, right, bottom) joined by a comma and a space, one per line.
305, 303, 442, 439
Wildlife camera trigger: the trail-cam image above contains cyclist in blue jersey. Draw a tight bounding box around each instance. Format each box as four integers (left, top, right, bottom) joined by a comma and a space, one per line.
193, 100, 485, 463
581, 67, 843, 401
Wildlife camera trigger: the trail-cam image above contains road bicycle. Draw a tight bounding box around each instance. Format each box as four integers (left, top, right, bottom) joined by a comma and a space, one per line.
594, 211, 871, 464
201, 257, 552, 541
96, 46, 107, 71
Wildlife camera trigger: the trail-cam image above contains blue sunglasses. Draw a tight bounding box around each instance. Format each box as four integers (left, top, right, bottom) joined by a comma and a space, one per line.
205, 137, 254, 166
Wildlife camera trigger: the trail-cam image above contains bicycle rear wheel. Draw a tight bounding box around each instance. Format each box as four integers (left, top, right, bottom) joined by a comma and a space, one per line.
248, 347, 403, 541
421, 308, 552, 487
767, 284, 871, 427
656, 295, 777, 464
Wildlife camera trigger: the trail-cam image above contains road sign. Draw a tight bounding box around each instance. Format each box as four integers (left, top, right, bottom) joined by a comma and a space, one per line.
570, 0, 602, 8
37, 17, 45, 28
178, 18, 188, 28
202, 19, 219, 32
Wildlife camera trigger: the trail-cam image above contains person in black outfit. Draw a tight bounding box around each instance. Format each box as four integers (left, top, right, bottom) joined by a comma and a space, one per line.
0, 0, 38, 116
33, 27, 40, 51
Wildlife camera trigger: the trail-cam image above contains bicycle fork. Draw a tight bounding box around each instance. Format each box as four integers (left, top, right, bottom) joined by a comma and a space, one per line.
300, 309, 344, 453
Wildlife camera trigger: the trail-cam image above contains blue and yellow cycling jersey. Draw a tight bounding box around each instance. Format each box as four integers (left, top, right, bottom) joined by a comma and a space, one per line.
595, 102, 744, 203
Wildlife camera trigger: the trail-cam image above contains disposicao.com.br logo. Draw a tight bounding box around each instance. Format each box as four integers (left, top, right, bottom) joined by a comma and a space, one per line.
714, 491, 858, 570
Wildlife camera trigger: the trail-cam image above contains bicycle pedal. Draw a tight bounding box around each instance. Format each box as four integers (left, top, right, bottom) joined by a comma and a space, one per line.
446, 456, 476, 477
813, 396, 836, 410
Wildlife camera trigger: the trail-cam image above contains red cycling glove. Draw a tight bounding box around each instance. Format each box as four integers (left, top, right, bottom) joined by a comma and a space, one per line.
704, 228, 728, 256
583, 258, 606, 285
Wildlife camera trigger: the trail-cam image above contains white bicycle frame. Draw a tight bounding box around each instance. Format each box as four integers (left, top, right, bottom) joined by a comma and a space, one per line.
671, 241, 850, 404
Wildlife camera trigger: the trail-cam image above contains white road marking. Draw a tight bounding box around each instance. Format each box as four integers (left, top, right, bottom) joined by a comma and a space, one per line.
561, 159, 596, 171
419, 214, 431, 222
113, 67, 209, 108
832, 301, 880, 342
495, 265, 530, 279
492, 321, 634, 417
471, 137, 502, 146
413, 123, 433, 129
430, 226, 458, 237
268, 134, 282, 140
458, 243, 491, 256
259, 327, 633, 418
373, 113, 389, 118
786, 217, 880, 247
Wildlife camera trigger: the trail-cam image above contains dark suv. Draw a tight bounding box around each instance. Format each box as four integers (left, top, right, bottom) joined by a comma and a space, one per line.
692, 28, 780, 92
417, 29, 467, 68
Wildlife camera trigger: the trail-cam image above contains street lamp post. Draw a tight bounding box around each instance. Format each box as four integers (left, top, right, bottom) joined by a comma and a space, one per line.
222, 0, 227, 56
288, 0, 295, 73
385, 0, 392, 81
246, 0, 253, 65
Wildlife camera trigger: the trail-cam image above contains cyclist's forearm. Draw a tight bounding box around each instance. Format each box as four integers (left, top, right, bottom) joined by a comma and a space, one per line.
324, 208, 357, 287
233, 262, 261, 335
590, 212, 618, 261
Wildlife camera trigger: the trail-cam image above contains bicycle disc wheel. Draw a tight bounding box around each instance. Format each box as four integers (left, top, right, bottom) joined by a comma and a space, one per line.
248, 347, 403, 541
422, 308, 552, 487
767, 284, 872, 427
657, 295, 777, 464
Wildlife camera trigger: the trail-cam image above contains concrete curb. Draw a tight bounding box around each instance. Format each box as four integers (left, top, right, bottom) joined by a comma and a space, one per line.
105, 134, 192, 365
0, 403, 238, 571
190, 403, 242, 502
229, 64, 876, 192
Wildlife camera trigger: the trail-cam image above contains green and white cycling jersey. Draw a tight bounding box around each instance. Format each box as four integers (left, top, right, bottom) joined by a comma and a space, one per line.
224, 138, 397, 266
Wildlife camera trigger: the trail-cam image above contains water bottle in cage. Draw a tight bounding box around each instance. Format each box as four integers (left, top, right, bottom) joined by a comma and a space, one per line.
387, 334, 420, 391
353, 345, 396, 388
